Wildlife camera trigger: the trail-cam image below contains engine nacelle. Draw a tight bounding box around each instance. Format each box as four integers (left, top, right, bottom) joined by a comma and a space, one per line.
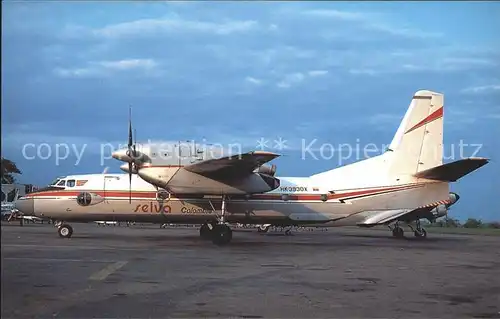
76, 192, 104, 206
254, 164, 277, 177
431, 204, 448, 218
120, 163, 138, 174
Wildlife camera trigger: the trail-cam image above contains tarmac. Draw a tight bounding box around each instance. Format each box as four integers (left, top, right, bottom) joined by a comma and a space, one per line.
1, 222, 500, 318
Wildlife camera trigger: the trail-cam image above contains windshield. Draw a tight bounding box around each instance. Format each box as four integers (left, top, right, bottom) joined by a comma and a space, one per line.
49, 177, 66, 186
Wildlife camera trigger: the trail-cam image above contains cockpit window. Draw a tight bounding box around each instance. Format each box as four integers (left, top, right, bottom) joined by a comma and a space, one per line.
50, 178, 60, 186
66, 180, 75, 187
57, 180, 66, 186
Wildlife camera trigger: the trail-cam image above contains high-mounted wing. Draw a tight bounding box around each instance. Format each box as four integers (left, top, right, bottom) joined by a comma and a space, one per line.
183, 151, 280, 178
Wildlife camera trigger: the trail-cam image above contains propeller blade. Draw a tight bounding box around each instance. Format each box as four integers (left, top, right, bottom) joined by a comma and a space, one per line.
128, 162, 132, 204
133, 128, 137, 152
128, 106, 133, 149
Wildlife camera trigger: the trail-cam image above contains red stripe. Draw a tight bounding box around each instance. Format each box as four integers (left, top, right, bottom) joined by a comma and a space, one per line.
251, 184, 422, 201
26, 184, 423, 201
27, 191, 157, 199
405, 107, 443, 134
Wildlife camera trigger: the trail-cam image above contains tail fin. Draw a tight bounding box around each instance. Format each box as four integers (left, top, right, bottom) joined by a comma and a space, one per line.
388, 90, 444, 177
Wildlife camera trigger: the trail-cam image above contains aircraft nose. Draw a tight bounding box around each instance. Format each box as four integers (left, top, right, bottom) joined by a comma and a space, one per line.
112, 149, 130, 162
14, 197, 34, 216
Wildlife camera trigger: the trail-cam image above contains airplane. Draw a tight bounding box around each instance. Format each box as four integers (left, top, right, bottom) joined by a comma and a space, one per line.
14, 90, 489, 245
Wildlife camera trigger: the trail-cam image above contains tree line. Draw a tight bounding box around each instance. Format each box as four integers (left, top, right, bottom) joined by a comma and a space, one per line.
423, 217, 500, 229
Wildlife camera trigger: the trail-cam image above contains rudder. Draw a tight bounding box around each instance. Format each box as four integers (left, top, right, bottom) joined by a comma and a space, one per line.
388, 90, 444, 177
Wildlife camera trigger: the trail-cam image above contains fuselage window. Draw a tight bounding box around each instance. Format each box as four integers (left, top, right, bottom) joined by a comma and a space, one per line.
57, 180, 66, 186
66, 180, 75, 187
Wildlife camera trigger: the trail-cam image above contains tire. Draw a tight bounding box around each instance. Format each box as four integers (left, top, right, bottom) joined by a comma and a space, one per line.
211, 224, 232, 245
199, 223, 212, 240
58, 224, 73, 238
414, 228, 427, 239
392, 227, 404, 238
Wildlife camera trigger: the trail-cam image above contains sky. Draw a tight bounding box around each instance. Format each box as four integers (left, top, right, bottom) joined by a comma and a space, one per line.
2, 1, 499, 221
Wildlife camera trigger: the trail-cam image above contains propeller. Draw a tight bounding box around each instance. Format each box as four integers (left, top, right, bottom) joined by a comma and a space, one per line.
127, 106, 134, 204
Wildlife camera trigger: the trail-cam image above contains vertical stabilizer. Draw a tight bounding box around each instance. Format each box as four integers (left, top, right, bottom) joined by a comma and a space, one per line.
388, 90, 444, 176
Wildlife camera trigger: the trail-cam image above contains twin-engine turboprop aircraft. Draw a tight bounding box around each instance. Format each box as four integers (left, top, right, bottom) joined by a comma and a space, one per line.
15, 90, 489, 245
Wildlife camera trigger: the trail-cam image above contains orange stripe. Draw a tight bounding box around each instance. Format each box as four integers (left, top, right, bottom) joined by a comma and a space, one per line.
405, 107, 443, 134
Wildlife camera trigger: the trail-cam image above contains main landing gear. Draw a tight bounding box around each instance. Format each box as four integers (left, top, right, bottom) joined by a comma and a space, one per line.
54, 221, 73, 238
409, 219, 427, 239
389, 220, 427, 239
199, 195, 233, 246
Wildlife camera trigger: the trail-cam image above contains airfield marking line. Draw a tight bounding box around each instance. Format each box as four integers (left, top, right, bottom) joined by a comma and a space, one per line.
3, 257, 118, 263
1, 244, 145, 251
89, 261, 128, 281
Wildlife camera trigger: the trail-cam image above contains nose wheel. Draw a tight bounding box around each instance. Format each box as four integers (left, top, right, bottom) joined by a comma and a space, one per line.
204, 195, 233, 245
57, 223, 73, 238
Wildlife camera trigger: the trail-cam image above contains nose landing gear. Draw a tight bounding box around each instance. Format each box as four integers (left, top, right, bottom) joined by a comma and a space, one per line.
56, 223, 73, 238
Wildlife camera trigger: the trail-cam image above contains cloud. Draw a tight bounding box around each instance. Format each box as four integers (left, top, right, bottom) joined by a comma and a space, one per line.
277, 72, 305, 88
53, 59, 159, 78
308, 70, 328, 77
365, 23, 443, 39
302, 8, 441, 39
275, 70, 329, 89
302, 9, 365, 21
93, 17, 260, 38
461, 84, 500, 94
349, 68, 377, 76
98, 59, 157, 70
245, 77, 263, 85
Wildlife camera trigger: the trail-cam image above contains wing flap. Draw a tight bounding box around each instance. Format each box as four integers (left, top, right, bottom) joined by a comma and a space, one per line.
413, 157, 489, 182
184, 151, 280, 178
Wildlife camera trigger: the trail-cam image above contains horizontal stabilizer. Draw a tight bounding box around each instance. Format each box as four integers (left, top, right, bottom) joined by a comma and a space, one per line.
413, 157, 489, 182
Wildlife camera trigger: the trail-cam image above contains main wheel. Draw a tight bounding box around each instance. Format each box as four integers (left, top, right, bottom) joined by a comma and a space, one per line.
211, 224, 232, 245
199, 223, 213, 240
58, 224, 73, 238
414, 228, 427, 238
392, 227, 404, 238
